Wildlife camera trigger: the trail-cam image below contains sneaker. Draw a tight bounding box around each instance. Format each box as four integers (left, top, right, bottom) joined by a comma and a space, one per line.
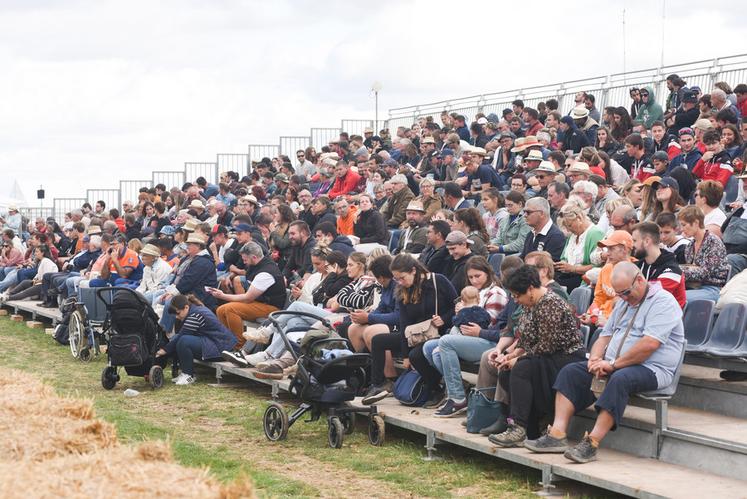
222, 350, 249, 368
719, 370, 747, 382
361, 381, 393, 406
245, 350, 271, 367
524, 427, 569, 453
253, 364, 284, 380
0, 292, 8, 303
423, 389, 447, 409
243, 325, 274, 345
174, 374, 197, 385
434, 399, 468, 418
564, 433, 598, 463
172, 372, 188, 384
488, 423, 526, 448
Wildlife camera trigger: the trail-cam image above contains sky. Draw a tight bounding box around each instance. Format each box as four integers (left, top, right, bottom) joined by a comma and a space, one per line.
1, 0, 745, 207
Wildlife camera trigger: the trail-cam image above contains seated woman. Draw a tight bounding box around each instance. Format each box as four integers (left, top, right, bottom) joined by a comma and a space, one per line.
488, 191, 530, 255
554, 202, 604, 293
488, 265, 586, 447
0, 245, 58, 302
362, 254, 457, 406
422, 256, 508, 416
156, 294, 237, 385
453, 208, 489, 257
678, 205, 730, 303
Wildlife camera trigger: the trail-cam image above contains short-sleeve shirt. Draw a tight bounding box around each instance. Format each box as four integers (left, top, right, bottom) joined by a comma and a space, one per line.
109, 248, 140, 273
600, 281, 685, 388
250, 272, 275, 293
467, 164, 501, 190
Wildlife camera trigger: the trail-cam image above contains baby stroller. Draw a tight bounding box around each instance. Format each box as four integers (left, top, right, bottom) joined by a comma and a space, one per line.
98, 287, 168, 390
262, 310, 386, 449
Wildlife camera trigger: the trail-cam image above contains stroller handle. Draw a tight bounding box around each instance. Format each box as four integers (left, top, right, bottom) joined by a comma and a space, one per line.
94, 286, 146, 310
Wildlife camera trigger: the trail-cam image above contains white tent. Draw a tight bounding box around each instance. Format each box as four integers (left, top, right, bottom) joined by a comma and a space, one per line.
0, 178, 28, 213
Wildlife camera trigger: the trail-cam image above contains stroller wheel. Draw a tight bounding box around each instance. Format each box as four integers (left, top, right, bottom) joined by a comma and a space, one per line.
101, 366, 118, 390
327, 417, 344, 449
79, 348, 92, 362
368, 415, 385, 446
263, 402, 288, 442
68, 309, 85, 358
339, 411, 356, 435
149, 365, 164, 389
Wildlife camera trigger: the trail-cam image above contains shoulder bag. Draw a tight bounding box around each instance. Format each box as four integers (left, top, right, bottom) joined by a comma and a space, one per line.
404, 273, 441, 347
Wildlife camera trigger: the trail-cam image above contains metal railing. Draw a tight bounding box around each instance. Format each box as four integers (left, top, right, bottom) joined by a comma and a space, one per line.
19, 54, 747, 224
386, 53, 747, 130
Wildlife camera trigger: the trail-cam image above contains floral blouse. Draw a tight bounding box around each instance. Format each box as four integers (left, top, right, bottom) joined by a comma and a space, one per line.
683, 231, 730, 287
515, 291, 583, 356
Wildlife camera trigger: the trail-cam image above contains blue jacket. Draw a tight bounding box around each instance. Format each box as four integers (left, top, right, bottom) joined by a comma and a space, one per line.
367, 279, 398, 327
175, 252, 219, 310
164, 304, 236, 360
669, 148, 702, 171
71, 249, 102, 271
520, 223, 567, 262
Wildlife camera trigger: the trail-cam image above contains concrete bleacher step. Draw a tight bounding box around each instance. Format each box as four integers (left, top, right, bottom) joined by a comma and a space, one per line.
672, 364, 747, 419
370, 397, 746, 498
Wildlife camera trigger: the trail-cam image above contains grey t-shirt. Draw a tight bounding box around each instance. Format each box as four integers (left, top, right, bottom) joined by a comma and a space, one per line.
600, 282, 685, 388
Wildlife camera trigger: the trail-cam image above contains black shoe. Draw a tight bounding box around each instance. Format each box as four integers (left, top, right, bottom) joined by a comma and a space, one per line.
479, 416, 508, 436
221, 350, 248, 368
719, 370, 747, 382
362, 383, 392, 406
423, 389, 447, 409
434, 399, 468, 418
564, 433, 598, 463
39, 300, 58, 308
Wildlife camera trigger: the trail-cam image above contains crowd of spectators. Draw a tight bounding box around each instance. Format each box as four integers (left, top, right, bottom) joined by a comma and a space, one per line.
2, 75, 747, 462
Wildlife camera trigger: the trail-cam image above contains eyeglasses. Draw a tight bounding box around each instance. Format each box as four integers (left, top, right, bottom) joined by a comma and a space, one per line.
615, 273, 641, 297
297, 155, 304, 158
535, 174, 547, 180
640, 93, 649, 97
522, 209, 540, 216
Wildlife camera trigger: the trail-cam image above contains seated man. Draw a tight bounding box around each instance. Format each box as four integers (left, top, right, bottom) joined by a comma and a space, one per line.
524, 261, 685, 463
88, 234, 143, 288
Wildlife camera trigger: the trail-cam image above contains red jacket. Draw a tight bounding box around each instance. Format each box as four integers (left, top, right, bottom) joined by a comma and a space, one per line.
692, 150, 733, 188
328, 170, 361, 200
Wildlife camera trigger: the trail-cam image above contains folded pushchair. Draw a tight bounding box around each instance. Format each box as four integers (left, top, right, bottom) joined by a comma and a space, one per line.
98, 287, 168, 390
262, 310, 385, 449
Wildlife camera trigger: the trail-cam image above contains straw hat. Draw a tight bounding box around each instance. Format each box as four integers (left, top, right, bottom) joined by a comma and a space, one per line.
186, 233, 207, 245
140, 244, 161, 257
182, 219, 198, 232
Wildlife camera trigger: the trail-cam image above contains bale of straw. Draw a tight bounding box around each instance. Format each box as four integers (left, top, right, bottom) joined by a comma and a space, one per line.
0, 443, 254, 498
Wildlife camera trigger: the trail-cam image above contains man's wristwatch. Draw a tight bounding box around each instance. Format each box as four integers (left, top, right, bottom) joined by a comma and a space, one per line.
609, 359, 616, 370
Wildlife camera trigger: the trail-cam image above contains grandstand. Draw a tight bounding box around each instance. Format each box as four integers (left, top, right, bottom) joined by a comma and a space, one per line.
4, 52, 747, 497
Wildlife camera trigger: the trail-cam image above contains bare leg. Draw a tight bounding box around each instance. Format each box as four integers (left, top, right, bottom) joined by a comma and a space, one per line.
347, 323, 367, 352
589, 410, 615, 442
232, 275, 246, 294
550, 393, 577, 434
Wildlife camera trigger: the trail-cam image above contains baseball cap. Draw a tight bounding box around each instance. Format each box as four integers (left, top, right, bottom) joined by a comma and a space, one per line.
440, 148, 455, 158
597, 230, 633, 251
445, 231, 473, 246
652, 151, 670, 163
234, 223, 253, 233
160, 225, 176, 236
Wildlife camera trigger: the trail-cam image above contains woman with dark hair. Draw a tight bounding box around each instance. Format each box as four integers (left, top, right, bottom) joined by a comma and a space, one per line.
489, 191, 530, 255
422, 256, 508, 416
156, 294, 237, 385
595, 127, 620, 156
453, 208, 489, 257
398, 143, 421, 168
481, 188, 508, 243
721, 124, 743, 159
140, 201, 155, 228
362, 254, 457, 406
639, 178, 685, 222
611, 107, 633, 142
470, 122, 489, 148
269, 204, 296, 271
488, 265, 586, 447
353, 193, 388, 247
0, 245, 58, 302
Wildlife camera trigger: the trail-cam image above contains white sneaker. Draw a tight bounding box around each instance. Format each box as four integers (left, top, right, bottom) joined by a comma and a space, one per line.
172, 372, 188, 384
242, 325, 274, 345
174, 374, 196, 385
0, 292, 9, 303
245, 350, 271, 367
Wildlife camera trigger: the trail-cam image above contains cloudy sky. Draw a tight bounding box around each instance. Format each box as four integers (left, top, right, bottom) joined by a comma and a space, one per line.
1, 0, 745, 206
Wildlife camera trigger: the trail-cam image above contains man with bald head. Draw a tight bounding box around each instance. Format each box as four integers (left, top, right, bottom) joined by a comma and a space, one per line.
609, 206, 638, 234
524, 261, 685, 464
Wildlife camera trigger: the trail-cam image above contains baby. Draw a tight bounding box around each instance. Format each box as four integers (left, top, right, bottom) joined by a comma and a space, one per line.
453, 286, 493, 331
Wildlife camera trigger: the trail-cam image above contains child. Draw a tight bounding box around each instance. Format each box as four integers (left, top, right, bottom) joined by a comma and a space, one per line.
453, 286, 493, 332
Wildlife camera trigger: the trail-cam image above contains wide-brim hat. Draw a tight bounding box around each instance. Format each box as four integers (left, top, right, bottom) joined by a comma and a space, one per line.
567, 162, 592, 175
189, 199, 205, 210
186, 233, 207, 245
405, 200, 426, 213
525, 150, 544, 162
182, 219, 198, 232
534, 161, 557, 174
571, 106, 590, 119
87, 225, 102, 235
140, 243, 161, 257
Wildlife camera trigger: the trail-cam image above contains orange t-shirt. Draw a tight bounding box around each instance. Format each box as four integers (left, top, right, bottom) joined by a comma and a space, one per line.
109, 248, 139, 273
336, 204, 358, 236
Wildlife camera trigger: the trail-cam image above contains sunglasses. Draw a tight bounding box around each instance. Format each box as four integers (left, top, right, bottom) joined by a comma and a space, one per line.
615, 272, 641, 297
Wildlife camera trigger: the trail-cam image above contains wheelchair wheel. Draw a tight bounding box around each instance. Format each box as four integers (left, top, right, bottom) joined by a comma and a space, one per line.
368, 414, 385, 446
328, 417, 344, 449
68, 309, 85, 359
339, 410, 356, 435
101, 366, 118, 390
149, 365, 164, 389
263, 402, 288, 441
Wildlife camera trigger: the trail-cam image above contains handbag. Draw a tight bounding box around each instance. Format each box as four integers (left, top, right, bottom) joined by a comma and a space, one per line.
392, 369, 429, 406
404, 273, 441, 347
591, 301, 643, 398
466, 387, 503, 434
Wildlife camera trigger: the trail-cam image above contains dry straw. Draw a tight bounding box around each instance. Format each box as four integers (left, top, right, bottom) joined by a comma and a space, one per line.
0, 368, 254, 498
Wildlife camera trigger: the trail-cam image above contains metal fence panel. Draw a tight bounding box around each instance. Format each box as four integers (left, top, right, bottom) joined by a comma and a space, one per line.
119, 180, 152, 206
311, 127, 341, 150
19, 207, 54, 222
341, 119, 374, 137
184, 162, 218, 184
53, 198, 87, 222
86, 189, 120, 212
152, 171, 185, 191
248, 144, 279, 168
279, 136, 311, 167
217, 153, 249, 177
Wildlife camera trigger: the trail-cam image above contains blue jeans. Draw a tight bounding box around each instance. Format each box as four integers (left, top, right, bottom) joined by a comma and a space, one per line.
159, 296, 177, 334
0, 269, 19, 292
686, 285, 721, 304
173, 334, 203, 376
252, 301, 324, 356
424, 334, 496, 401
66, 275, 83, 297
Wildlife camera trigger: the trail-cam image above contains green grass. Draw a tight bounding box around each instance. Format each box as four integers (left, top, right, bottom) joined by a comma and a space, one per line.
0, 317, 548, 498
